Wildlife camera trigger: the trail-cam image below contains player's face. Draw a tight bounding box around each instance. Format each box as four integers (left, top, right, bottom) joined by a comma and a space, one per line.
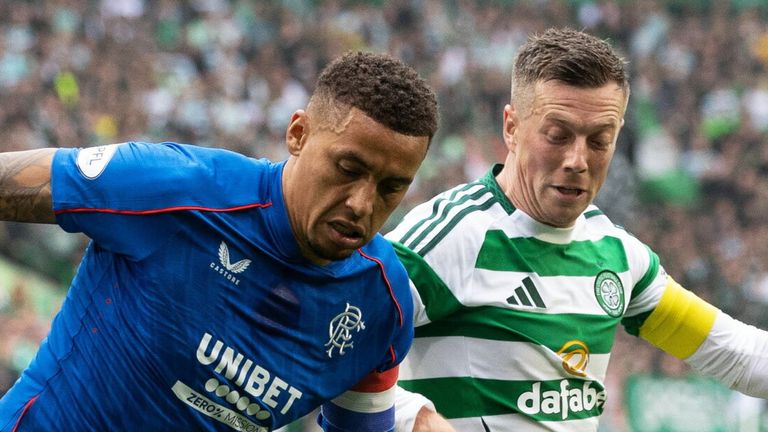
284, 107, 429, 265
502, 80, 626, 227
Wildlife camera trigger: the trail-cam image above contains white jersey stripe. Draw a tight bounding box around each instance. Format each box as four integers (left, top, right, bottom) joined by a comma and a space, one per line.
469, 271, 633, 316
395, 183, 486, 247
404, 187, 494, 252
400, 337, 611, 382
330, 387, 396, 413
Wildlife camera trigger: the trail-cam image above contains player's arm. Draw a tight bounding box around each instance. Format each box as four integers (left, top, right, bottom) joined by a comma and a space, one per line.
0, 148, 56, 223
394, 387, 454, 432
412, 406, 454, 432
318, 367, 399, 431
639, 277, 768, 397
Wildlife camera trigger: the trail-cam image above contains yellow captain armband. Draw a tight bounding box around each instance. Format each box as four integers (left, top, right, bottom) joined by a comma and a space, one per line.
638, 278, 719, 359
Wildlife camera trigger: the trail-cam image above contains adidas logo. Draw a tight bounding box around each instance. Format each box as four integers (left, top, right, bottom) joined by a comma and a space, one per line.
506, 276, 546, 308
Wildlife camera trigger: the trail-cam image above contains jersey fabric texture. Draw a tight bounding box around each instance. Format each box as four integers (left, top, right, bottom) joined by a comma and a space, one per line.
387, 165, 666, 432
0, 142, 413, 432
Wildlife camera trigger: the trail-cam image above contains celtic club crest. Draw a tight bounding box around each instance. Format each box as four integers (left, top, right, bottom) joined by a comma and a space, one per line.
594, 270, 625, 317
325, 303, 366, 358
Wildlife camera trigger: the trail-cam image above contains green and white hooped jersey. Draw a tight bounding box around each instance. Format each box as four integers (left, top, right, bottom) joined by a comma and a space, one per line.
387, 165, 668, 431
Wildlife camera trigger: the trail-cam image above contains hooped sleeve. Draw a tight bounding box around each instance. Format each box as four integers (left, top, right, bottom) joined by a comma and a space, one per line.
318, 367, 399, 431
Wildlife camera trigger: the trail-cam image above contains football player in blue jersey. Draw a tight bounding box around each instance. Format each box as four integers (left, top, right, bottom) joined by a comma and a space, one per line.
0, 51, 438, 432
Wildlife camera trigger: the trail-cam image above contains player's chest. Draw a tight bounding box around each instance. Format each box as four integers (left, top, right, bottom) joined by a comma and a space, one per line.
121, 236, 398, 426
136, 235, 395, 376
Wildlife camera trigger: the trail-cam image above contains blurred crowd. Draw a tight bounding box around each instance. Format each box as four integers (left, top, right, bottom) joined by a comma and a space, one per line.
2, 0, 768, 429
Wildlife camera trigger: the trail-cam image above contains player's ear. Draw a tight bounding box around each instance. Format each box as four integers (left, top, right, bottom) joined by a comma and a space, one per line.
286, 110, 309, 156
503, 104, 518, 152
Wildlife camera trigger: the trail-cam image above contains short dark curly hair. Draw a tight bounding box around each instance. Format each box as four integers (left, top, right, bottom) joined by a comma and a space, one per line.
308, 51, 438, 141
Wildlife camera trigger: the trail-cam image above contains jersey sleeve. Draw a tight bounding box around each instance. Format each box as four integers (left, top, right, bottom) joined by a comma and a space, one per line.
317, 367, 398, 432
365, 236, 415, 372
385, 192, 483, 326
617, 236, 722, 359
390, 241, 462, 327
393, 386, 436, 432
51, 142, 263, 260
632, 272, 768, 398
637, 277, 719, 358
620, 241, 668, 335
685, 310, 768, 397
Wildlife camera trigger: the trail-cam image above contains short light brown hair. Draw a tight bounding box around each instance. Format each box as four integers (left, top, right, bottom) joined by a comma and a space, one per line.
512, 28, 629, 109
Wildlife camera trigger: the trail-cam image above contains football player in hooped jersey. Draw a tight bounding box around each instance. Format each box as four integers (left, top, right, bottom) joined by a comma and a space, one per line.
395, 28, 768, 431
0, 51, 439, 431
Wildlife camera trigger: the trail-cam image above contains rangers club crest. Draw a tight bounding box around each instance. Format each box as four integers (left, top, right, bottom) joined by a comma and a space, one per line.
325, 303, 365, 358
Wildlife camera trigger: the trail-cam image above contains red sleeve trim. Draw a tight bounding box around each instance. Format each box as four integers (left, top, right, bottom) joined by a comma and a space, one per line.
54, 202, 272, 216
351, 366, 398, 393
357, 249, 404, 327
12, 395, 38, 432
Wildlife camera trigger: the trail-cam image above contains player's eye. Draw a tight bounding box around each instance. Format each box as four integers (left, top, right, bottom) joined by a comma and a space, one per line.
338, 163, 361, 177
545, 127, 570, 144
589, 135, 612, 150
380, 181, 407, 196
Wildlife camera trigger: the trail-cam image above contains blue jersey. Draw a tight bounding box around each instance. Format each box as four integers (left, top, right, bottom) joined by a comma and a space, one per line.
0, 142, 413, 431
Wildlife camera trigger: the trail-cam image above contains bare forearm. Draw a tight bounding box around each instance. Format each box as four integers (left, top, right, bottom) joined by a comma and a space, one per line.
0, 148, 57, 223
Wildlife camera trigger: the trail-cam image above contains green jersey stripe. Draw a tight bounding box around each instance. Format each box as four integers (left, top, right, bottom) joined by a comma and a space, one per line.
396, 182, 480, 246
475, 231, 629, 276
630, 245, 660, 300
398, 376, 605, 421
445, 414, 599, 432
391, 241, 463, 322
413, 305, 620, 353
479, 165, 516, 215
406, 186, 493, 252
621, 310, 652, 337
584, 209, 604, 219
416, 197, 498, 256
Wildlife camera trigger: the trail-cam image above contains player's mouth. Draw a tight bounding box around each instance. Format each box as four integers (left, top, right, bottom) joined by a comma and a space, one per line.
554, 185, 585, 197
328, 221, 365, 249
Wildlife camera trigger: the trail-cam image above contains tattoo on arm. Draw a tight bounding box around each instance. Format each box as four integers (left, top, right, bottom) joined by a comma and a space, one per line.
0, 149, 57, 223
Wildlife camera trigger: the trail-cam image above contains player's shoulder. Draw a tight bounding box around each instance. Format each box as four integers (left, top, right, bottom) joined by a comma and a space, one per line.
358, 234, 414, 325
63, 141, 281, 207
387, 176, 508, 253
582, 205, 640, 239
144, 141, 270, 171
581, 204, 653, 265
361, 234, 406, 269
138, 141, 278, 191
360, 235, 411, 287
61, 141, 273, 175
